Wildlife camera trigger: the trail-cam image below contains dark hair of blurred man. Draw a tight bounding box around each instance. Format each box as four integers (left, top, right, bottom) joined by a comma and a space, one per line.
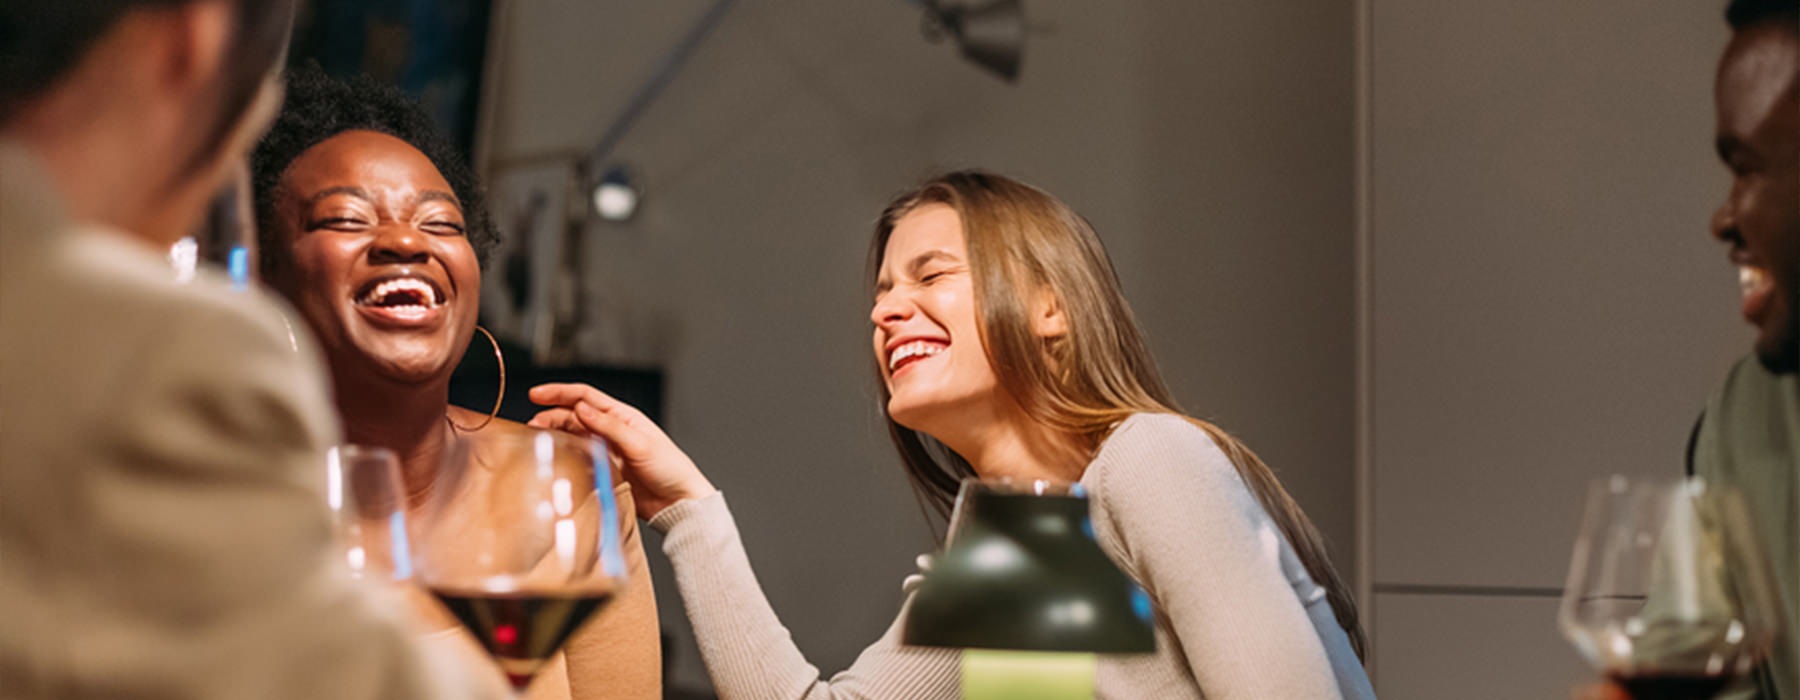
0, 0, 294, 245
0, 3, 502, 698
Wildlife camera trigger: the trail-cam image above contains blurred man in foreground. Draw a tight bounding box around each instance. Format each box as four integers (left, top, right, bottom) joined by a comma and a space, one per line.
0, 2, 502, 697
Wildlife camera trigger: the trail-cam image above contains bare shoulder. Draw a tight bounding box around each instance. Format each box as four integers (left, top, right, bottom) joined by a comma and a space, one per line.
452, 411, 533, 437
459, 416, 633, 496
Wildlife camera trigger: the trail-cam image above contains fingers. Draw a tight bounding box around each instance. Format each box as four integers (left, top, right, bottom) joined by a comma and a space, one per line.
528, 403, 644, 452
570, 402, 662, 459
526, 408, 584, 434
530, 382, 663, 436
530, 383, 625, 411
529, 398, 673, 470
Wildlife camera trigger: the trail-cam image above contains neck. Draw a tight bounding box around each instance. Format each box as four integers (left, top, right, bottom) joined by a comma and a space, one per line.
334, 370, 454, 498
926, 399, 1091, 484
10, 129, 157, 246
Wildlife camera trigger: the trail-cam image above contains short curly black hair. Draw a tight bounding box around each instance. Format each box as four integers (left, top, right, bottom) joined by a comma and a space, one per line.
250, 64, 498, 280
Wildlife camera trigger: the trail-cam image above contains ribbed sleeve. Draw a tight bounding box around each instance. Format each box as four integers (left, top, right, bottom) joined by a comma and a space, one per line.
650, 493, 960, 700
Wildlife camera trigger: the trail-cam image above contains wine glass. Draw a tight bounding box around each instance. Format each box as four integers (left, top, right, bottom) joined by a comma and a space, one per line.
324, 445, 411, 582
1559, 475, 1785, 699
410, 430, 628, 694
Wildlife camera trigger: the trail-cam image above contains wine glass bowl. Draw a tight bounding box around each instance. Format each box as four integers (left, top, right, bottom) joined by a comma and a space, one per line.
324, 445, 410, 581
411, 430, 627, 693
1559, 476, 1784, 699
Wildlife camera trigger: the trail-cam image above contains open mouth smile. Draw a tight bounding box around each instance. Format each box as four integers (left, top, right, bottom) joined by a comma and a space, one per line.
1738, 264, 1774, 326
887, 338, 948, 375
353, 273, 447, 325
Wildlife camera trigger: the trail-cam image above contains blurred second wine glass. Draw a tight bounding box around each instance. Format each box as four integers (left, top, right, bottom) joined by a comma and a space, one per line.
1559, 475, 1785, 699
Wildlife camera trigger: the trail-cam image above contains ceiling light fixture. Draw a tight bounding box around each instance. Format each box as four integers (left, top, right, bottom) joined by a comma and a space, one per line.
592, 165, 641, 222
919, 0, 1026, 83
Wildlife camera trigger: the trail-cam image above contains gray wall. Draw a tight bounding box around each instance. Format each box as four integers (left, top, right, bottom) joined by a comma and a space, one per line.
483, 0, 1356, 692
1362, 0, 1748, 696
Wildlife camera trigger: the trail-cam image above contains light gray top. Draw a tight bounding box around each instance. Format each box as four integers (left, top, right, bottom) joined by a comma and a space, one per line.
650, 412, 1373, 699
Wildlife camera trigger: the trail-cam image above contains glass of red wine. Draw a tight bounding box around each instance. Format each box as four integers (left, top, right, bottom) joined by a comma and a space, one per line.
411, 430, 628, 694
325, 444, 411, 582
1559, 475, 1784, 700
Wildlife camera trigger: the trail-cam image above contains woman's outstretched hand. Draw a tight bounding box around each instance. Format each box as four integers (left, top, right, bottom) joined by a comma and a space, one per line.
527, 383, 716, 521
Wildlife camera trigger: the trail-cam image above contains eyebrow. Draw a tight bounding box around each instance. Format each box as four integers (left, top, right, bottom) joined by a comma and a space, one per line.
305, 185, 372, 207
905, 250, 961, 276
874, 249, 962, 295
413, 190, 462, 209
304, 186, 462, 211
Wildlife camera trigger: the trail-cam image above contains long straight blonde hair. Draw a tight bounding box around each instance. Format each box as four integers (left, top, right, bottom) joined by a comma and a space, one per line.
870, 170, 1366, 659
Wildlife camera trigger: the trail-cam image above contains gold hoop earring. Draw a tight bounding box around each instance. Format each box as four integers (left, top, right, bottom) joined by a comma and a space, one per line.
448, 325, 505, 433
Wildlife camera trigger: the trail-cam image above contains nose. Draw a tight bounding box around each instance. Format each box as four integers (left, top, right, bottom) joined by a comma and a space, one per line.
870, 289, 913, 329
369, 223, 430, 265
1710, 201, 1742, 246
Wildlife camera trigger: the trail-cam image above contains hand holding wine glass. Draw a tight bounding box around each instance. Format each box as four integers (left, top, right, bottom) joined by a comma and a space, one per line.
1559, 476, 1785, 699
411, 430, 630, 695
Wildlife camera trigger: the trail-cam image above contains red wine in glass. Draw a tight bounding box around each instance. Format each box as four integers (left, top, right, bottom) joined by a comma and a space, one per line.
1604, 669, 1733, 700
414, 431, 631, 694
431, 587, 616, 690
1559, 477, 1785, 700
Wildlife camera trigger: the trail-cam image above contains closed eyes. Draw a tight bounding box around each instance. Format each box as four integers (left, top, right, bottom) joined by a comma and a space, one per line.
421, 218, 466, 235
307, 216, 368, 231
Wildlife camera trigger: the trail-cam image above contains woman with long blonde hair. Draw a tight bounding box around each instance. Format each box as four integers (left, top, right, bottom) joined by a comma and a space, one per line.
533, 170, 1374, 698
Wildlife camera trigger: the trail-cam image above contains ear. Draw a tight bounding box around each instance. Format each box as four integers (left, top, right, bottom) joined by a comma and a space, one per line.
1029, 286, 1067, 340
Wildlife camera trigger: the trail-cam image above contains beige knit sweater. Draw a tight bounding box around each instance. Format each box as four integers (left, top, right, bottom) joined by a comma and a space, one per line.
649, 413, 1372, 699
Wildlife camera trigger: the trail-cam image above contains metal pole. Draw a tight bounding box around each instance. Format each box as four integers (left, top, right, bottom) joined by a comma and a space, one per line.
581, 0, 740, 183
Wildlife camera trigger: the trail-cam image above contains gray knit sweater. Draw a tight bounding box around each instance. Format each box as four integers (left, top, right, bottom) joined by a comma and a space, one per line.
648, 413, 1374, 699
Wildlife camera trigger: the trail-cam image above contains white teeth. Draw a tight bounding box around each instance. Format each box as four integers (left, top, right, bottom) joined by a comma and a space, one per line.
1739, 266, 1769, 298
888, 340, 945, 371
361, 278, 441, 307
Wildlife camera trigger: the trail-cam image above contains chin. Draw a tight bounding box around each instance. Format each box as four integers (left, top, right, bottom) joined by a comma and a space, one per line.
885, 395, 933, 434
1754, 328, 1798, 375
386, 362, 452, 384
1753, 291, 1798, 374
361, 344, 456, 385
